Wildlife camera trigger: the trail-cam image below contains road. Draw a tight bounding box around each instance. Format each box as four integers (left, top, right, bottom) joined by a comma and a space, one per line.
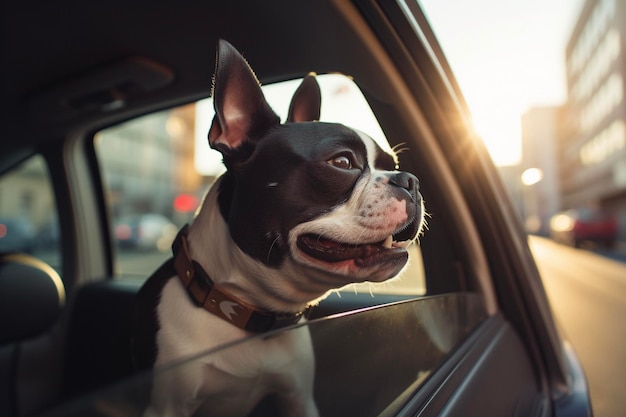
528, 236, 626, 417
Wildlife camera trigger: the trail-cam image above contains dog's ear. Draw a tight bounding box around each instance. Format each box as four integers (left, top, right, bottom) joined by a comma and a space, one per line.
208, 40, 280, 154
287, 73, 321, 123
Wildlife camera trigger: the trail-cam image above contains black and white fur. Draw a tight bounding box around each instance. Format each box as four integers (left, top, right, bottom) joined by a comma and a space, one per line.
133, 40, 424, 417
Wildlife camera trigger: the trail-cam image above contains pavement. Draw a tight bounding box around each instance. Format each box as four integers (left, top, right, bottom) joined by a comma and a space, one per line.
573, 239, 626, 263
529, 234, 626, 264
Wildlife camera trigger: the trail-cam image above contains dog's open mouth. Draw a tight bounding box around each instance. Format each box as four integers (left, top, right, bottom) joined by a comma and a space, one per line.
297, 234, 411, 267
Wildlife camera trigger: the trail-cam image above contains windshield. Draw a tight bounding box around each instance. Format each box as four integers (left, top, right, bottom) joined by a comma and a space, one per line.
41, 294, 486, 417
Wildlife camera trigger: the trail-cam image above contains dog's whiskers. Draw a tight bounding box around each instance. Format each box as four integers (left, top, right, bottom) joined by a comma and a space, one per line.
266, 234, 281, 264
390, 142, 409, 153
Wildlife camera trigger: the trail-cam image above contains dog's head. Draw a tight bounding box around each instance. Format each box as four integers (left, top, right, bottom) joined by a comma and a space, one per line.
206, 40, 424, 293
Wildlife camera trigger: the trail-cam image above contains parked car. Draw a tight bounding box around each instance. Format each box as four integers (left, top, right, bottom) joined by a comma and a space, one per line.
1, 1, 592, 417
0, 217, 36, 253
550, 208, 618, 248
114, 214, 178, 252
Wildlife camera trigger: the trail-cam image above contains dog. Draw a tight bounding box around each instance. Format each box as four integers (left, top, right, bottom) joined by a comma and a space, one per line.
132, 39, 424, 417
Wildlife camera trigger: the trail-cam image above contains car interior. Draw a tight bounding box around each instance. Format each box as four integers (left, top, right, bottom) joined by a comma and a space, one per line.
1, 1, 590, 416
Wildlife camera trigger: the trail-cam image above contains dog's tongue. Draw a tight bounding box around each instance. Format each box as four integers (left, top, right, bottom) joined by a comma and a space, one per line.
298, 235, 369, 262
297, 234, 405, 264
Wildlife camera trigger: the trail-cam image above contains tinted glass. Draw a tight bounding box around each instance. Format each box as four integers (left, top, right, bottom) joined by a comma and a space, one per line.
40, 293, 486, 417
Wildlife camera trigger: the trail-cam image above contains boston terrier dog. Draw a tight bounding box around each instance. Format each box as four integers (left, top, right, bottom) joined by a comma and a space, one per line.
133, 40, 424, 417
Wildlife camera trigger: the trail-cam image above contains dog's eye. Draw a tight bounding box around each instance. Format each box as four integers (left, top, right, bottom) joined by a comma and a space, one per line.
327, 155, 352, 170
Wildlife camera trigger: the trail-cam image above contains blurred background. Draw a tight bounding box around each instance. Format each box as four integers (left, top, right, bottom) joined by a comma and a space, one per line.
421, 0, 625, 251
420, 1, 626, 416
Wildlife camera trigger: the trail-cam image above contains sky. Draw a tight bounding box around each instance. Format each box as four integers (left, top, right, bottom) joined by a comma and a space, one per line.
419, 0, 586, 166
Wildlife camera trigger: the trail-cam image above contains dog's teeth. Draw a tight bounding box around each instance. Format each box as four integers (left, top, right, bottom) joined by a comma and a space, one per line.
393, 240, 411, 249
383, 235, 393, 249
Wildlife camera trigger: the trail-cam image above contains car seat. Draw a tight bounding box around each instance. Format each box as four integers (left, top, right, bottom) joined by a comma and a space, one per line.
0, 253, 65, 417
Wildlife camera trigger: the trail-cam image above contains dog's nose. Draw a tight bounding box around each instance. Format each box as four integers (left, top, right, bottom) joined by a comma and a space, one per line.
389, 172, 419, 192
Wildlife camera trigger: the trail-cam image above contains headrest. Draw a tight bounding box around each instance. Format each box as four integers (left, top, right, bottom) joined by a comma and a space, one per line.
0, 253, 65, 343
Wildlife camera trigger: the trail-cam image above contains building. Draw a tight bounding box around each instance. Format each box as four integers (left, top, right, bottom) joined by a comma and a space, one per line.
563, 0, 626, 239
496, 164, 524, 222
96, 103, 203, 222
519, 106, 563, 235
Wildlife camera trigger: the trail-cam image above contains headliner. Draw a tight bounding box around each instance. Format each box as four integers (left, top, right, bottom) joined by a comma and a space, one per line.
2, 1, 396, 151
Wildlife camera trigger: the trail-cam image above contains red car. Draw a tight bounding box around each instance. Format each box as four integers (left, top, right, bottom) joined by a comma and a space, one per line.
550, 208, 618, 248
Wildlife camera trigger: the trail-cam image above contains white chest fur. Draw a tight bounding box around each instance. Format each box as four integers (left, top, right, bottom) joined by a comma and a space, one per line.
147, 278, 319, 417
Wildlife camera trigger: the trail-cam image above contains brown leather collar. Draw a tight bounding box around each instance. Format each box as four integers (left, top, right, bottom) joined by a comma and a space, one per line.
172, 225, 308, 333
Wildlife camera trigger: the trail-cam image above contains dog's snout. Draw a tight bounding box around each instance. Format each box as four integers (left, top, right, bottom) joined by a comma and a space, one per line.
389, 172, 419, 192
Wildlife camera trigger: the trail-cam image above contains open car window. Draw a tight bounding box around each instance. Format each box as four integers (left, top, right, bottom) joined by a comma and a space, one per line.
40, 293, 487, 417
95, 74, 426, 296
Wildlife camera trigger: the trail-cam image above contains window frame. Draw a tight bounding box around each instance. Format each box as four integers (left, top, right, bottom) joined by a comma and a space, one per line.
92, 74, 435, 298
363, 0, 570, 398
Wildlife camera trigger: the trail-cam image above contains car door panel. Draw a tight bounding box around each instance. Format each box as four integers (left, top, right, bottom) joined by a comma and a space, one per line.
400, 314, 547, 417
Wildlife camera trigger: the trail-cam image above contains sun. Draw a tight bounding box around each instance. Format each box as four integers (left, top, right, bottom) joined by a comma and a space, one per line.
466, 96, 522, 167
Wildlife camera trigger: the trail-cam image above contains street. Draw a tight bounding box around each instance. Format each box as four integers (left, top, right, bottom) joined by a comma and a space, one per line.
529, 236, 626, 417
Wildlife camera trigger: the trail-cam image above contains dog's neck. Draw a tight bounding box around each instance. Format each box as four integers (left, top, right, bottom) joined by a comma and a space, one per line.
186, 177, 318, 314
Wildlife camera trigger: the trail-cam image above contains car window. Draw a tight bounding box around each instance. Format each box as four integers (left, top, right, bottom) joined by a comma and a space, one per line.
0, 155, 61, 270
95, 74, 426, 296
39, 293, 487, 417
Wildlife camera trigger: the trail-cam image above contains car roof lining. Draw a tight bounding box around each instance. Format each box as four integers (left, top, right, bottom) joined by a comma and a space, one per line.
3, 1, 397, 141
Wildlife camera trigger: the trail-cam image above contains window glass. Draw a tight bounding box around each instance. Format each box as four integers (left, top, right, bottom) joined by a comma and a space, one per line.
95, 74, 425, 295
0, 155, 61, 270
37, 293, 487, 417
